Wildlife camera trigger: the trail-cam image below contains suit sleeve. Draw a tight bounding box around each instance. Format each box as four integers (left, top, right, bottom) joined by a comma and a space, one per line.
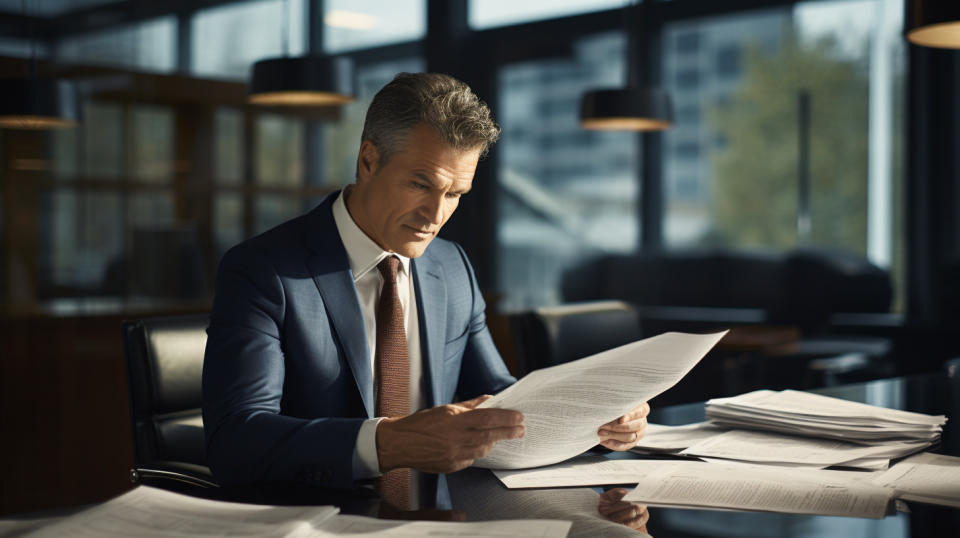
452, 244, 517, 400
202, 245, 364, 488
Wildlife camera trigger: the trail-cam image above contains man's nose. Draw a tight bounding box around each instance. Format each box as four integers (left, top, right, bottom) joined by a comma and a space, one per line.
421, 194, 445, 225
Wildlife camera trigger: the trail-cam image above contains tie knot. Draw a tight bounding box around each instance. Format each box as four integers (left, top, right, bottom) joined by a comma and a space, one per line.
377, 255, 400, 280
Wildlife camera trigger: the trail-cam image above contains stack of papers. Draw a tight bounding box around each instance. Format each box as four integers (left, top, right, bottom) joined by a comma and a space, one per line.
705, 389, 946, 445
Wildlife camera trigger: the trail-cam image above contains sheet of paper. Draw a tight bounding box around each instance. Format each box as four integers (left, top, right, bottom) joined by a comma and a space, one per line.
311, 515, 571, 537
629, 422, 726, 454
680, 429, 927, 468
474, 331, 727, 469
621, 460, 893, 518
494, 456, 662, 489
871, 452, 960, 507
25, 486, 338, 537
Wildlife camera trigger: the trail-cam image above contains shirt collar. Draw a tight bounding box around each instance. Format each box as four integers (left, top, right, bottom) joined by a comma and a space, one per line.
332, 188, 411, 282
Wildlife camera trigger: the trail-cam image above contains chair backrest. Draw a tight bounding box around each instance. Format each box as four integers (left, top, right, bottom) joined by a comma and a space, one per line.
123, 314, 209, 469
510, 301, 643, 373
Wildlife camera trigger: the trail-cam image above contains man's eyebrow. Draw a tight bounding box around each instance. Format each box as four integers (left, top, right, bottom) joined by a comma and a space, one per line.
412, 171, 471, 194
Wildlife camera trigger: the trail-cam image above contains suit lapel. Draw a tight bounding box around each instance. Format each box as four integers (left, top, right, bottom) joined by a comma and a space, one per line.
413, 254, 446, 408
305, 195, 374, 418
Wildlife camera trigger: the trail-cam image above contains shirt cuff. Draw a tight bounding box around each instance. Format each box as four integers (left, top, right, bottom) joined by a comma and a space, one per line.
352, 417, 384, 480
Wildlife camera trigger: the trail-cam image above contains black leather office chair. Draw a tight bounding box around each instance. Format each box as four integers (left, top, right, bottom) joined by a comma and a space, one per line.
122, 314, 218, 491
509, 301, 643, 374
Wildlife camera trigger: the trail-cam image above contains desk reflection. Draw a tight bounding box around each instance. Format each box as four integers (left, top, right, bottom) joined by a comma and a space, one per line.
448, 467, 651, 537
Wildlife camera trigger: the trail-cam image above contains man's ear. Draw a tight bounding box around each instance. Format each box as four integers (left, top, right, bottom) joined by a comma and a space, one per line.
356, 140, 380, 183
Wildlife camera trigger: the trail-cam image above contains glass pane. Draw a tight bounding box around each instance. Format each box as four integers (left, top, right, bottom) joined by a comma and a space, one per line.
44, 190, 123, 290
192, 0, 306, 79
132, 106, 175, 183
0, 0, 116, 16
323, 0, 425, 53
320, 57, 426, 187
128, 193, 175, 228
82, 102, 124, 180
215, 108, 245, 184
214, 194, 245, 257
496, 32, 637, 310
255, 114, 304, 187
254, 195, 300, 235
660, 0, 905, 308
469, 0, 625, 29
57, 16, 176, 72
51, 127, 79, 180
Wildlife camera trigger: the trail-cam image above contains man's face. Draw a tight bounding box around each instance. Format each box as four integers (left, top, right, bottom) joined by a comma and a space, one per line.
348, 123, 480, 258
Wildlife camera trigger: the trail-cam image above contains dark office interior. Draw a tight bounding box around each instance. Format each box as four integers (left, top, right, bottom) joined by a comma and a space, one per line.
0, 0, 958, 527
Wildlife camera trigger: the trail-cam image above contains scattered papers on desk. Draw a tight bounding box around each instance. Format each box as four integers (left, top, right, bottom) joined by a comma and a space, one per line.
620, 460, 894, 519
680, 429, 930, 470
705, 389, 946, 444
25, 486, 572, 538
474, 331, 727, 469
629, 422, 726, 454
871, 452, 960, 508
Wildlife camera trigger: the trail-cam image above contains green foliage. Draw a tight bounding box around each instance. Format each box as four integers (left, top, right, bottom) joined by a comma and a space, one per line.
708, 30, 869, 254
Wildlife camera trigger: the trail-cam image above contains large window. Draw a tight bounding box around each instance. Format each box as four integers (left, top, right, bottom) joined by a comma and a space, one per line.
469, 0, 624, 29
57, 17, 177, 72
496, 33, 637, 310
660, 0, 905, 305
322, 0, 425, 53
192, 0, 306, 79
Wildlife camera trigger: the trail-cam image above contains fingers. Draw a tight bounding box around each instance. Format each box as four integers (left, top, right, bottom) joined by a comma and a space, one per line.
601, 417, 648, 434
602, 401, 651, 428
458, 407, 525, 429
458, 394, 493, 409
600, 438, 639, 451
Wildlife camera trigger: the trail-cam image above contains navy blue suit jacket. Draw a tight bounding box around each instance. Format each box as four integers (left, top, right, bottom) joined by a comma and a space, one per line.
202, 192, 516, 489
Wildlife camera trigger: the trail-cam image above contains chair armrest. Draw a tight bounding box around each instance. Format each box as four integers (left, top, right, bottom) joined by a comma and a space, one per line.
131, 461, 219, 489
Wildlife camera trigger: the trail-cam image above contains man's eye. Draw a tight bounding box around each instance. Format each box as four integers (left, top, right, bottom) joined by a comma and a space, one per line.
413, 182, 429, 190
445, 192, 461, 199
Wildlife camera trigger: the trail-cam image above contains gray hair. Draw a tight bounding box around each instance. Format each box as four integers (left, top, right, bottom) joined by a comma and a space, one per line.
360, 72, 501, 169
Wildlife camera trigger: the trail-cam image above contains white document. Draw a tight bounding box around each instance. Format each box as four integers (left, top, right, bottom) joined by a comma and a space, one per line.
629, 422, 726, 454
312, 515, 571, 537
871, 452, 960, 508
621, 460, 893, 518
494, 456, 663, 489
25, 486, 339, 537
26, 486, 572, 538
474, 331, 727, 469
680, 429, 928, 468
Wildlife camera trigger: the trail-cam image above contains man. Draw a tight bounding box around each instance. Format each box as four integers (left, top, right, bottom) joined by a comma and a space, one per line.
202, 73, 649, 510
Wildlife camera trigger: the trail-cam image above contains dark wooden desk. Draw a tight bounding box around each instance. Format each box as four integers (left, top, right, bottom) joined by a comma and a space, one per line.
3, 370, 958, 537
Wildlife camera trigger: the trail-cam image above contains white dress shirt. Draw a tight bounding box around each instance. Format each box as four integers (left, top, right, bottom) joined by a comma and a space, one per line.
332, 189, 427, 483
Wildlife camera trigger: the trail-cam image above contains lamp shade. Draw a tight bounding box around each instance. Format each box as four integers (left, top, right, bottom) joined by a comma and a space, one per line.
0, 78, 79, 129
249, 56, 354, 106
906, 0, 960, 49
580, 88, 673, 131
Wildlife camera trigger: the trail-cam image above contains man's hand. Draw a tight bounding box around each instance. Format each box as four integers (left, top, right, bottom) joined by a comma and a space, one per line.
599, 488, 650, 533
376, 395, 524, 473
598, 401, 650, 451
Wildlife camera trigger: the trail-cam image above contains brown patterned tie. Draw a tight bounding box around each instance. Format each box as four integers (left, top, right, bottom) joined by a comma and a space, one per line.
374, 256, 411, 510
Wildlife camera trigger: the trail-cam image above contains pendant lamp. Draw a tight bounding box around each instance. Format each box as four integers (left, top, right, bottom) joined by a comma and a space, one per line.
906, 0, 960, 48
0, 0, 78, 130
249, 55, 354, 106
580, 2, 672, 131
248, 0, 354, 106
0, 78, 79, 129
